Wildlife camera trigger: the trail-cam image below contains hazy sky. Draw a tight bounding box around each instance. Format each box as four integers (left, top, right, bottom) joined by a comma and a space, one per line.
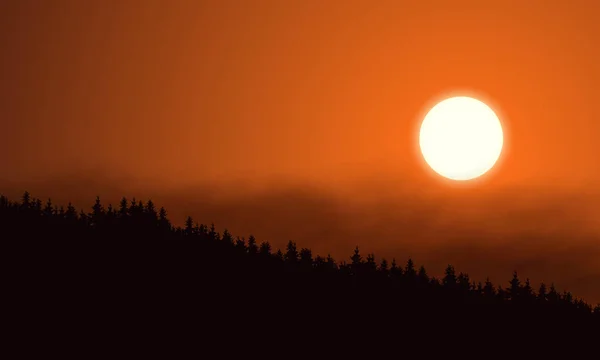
1, 1, 599, 303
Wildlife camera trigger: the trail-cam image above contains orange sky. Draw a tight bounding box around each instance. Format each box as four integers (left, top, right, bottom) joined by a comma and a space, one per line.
1, 1, 599, 303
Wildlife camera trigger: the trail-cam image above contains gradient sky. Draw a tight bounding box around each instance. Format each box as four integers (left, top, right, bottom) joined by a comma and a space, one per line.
1, 1, 599, 303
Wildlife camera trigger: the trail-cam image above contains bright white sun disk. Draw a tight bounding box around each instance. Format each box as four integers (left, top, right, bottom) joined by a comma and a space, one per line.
419, 96, 504, 181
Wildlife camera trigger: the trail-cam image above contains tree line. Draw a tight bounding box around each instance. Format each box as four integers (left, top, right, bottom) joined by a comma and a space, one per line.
2, 191, 599, 332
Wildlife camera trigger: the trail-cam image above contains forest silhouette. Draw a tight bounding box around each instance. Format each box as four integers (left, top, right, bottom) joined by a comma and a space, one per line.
3, 191, 599, 349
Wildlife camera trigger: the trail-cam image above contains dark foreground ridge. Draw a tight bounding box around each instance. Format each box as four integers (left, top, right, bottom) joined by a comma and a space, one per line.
2, 191, 599, 353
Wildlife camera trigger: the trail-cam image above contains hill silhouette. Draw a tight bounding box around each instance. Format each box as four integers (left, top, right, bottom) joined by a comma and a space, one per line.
2, 191, 599, 354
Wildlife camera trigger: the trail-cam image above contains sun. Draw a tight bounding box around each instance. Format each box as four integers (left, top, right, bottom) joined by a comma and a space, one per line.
419, 96, 504, 181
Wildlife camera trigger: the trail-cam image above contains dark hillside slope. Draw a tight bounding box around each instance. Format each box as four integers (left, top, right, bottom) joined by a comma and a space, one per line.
2, 192, 599, 353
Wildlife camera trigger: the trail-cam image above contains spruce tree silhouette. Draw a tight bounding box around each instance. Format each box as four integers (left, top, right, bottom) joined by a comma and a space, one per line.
538, 282, 548, 303
380, 257, 389, 273
366, 253, 377, 273
350, 245, 362, 275
405, 257, 417, 279
390, 258, 403, 279
299, 247, 313, 269
247, 234, 258, 255
508, 270, 521, 302
480, 277, 495, 305
259, 241, 271, 255
285, 240, 299, 264
235, 236, 246, 251
417, 265, 429, 284
443, 264, 457, 289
